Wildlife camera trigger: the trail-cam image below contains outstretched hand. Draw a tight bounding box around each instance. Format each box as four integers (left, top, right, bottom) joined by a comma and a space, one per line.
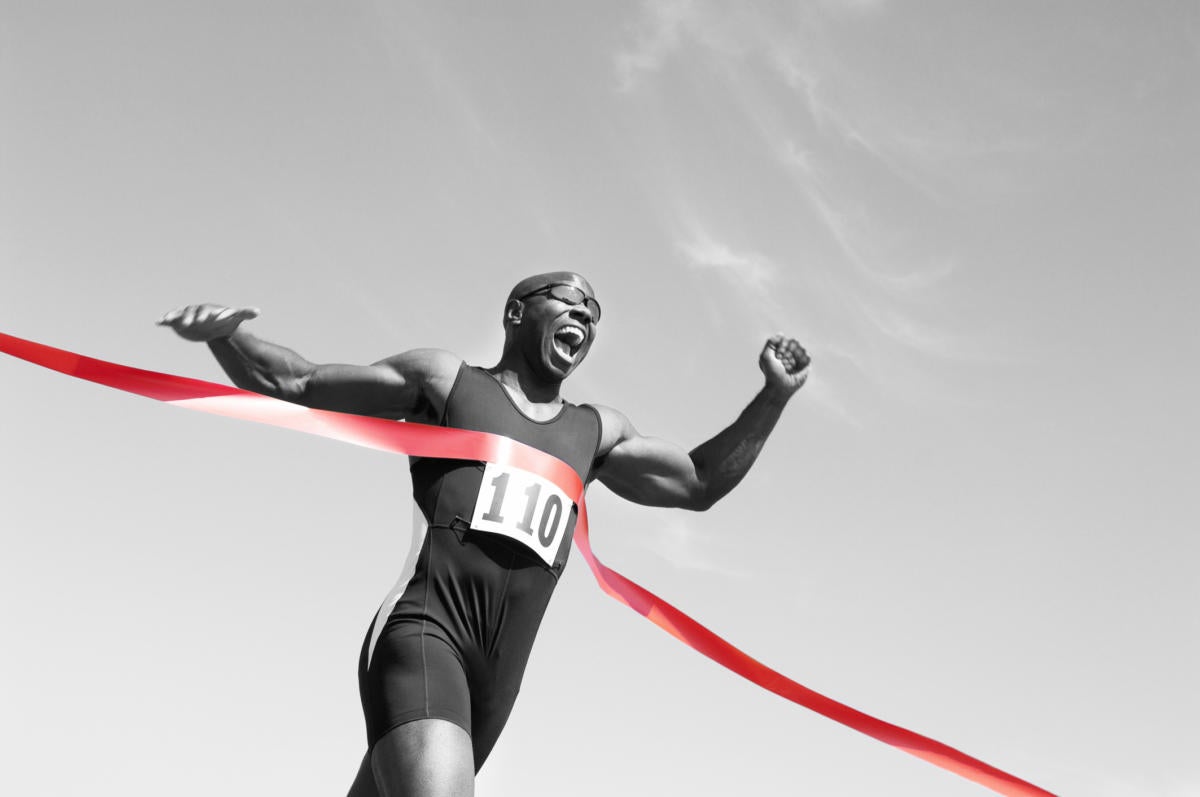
760, 335, 810, 397
157, 304, 260, 342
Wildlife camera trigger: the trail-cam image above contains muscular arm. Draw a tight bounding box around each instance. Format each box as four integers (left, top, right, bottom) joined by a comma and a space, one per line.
208, 330, 453, 418
592, 336, 809, 511
159, 303, 460, 420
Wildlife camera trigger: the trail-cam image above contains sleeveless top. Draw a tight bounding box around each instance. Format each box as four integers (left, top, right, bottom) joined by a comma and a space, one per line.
408, 364, 602, 573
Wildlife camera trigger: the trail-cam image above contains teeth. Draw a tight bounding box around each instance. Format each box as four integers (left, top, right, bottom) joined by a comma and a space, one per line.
552, 326, 585, 362
555, 326, 585, 354
556, 326, 585, 345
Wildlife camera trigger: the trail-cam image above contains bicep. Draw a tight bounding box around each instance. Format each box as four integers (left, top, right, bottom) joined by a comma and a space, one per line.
301, 362, 410, 416
593, 409, 704, 509
302, 348, 459, 419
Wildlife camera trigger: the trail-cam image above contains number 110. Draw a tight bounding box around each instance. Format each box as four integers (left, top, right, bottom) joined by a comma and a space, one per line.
480, 472, 565, 547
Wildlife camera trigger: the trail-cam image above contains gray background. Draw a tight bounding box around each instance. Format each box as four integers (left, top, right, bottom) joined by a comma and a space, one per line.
2, 2, 1197, 795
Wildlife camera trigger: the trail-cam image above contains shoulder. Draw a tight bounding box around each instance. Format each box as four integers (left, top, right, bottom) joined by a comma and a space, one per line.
372, 348, 463, 418
587, 403, 637, 458
373, 348, 462, 382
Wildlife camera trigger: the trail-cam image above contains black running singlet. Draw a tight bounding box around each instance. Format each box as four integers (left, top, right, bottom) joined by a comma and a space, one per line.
357, 364, 602, 770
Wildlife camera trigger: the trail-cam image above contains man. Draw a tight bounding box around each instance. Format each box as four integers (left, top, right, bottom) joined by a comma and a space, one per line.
158, 272, 809, 797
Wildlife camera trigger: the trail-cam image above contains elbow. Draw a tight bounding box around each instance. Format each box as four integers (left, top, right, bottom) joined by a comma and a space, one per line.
265, 364, 317, 404
265, 365, 311, 403
675, 460, 716, 511
681, 485, 718, 512
234, 373, 305, 404
273, 377, 307, 404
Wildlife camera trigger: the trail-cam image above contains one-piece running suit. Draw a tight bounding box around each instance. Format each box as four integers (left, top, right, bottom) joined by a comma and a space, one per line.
357, 364, 601, 770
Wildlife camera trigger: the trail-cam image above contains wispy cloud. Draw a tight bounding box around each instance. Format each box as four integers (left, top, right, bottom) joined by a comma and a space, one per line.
674, 221, 787, 331
677, 231, 776, 292
615, 1, 926, 191
672, 179, 970, 419
771, 52, 863, 150
769, 48, 951, 203
857, 301, 961, 359
673, 218, 870, 421
779, 138, 957, 295
614, 0, 697, 92
615, 0, 997, 413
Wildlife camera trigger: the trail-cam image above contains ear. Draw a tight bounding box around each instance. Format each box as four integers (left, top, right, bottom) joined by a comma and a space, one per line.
504, 299, 524, 326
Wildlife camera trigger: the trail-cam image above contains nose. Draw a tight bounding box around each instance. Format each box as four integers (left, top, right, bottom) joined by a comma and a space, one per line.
569, 302, 595, 325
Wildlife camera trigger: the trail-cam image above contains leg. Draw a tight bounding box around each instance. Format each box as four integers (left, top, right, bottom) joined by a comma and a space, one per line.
468, 685, 520, 773
346, 751, 380, 797
370, 718, 474, 797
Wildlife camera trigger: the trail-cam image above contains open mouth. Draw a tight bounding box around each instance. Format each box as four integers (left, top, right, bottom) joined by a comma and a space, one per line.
551, 325, 586, 363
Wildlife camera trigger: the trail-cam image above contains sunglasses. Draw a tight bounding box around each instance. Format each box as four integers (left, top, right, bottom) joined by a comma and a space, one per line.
517, 284, 601, 323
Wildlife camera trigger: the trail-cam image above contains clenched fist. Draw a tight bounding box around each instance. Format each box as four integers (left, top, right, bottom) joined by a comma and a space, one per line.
157, 303, 260, 342
759, 335, 810, 397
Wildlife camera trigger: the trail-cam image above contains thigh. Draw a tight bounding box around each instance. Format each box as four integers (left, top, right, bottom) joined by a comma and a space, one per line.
346, 751, 380, 797
468, 683, 520, 772
371, 718, 474, 797
361, 625, 474, 744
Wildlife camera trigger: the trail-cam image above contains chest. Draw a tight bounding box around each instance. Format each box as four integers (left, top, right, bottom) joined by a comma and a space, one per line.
444, 368, 600, 481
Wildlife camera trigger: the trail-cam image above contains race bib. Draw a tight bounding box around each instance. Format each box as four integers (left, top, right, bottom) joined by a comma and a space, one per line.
470, 461, 575, 567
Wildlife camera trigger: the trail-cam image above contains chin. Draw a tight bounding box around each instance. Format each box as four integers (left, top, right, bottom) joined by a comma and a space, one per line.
536, 346, 570, 380
544, 359, 573, 381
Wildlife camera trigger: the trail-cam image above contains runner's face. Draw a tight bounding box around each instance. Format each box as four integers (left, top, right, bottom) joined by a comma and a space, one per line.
519, 276, 598, 380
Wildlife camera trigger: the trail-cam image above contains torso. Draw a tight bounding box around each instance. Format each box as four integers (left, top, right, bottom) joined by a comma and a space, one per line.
409, 363, 602, 572
358, 364, 602, 760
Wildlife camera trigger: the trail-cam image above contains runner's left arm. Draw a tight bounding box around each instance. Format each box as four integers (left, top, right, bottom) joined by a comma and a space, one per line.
592, 336, 809, 510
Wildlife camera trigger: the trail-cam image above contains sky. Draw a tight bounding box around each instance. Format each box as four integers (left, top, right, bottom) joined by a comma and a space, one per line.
1, 1, 1197, 795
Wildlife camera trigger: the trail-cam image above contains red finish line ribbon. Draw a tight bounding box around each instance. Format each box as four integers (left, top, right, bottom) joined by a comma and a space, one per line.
1, 332, 1054, 796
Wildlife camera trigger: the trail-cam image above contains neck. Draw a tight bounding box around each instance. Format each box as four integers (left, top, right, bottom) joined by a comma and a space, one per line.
487, 351, 563, 406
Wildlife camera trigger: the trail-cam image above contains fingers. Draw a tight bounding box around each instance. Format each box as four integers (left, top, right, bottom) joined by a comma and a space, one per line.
155, 303, 258, 341
765, 334, 810, 375
195, 305, 220, 326
156, 307, 184, 326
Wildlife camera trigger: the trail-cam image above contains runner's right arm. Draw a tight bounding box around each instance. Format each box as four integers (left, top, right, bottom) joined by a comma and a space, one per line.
157, 303, 460, 420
